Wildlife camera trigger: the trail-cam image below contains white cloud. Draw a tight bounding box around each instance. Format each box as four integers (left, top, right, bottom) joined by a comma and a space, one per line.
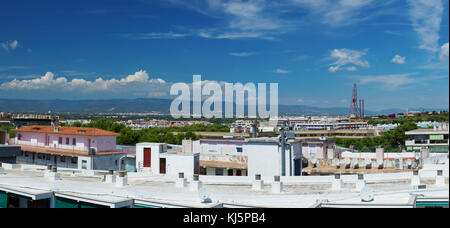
0, 70, 169, 97
328, 48, 369, 72
297, 98, 304, 103
346, 66, 358, 71
407, 0, 444, 53
358, 73, 447, 90
292, 0, 376, 26
440, 42, 449, 61
1, 40, 19, 52
120, 32, 187, 40
229, 52, 256, 57
276, 69, 289, 74
392, 55, 406, 64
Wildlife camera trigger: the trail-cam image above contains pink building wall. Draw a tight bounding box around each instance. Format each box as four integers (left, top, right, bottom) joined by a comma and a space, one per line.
15, 132, 117, 152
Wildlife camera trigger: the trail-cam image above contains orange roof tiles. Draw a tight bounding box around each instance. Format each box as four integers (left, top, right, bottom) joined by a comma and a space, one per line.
13, 125, 120, 137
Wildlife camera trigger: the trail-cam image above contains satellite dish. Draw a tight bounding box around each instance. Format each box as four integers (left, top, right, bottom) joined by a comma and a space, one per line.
198, 187, 212, 204
360, 186, 374, 202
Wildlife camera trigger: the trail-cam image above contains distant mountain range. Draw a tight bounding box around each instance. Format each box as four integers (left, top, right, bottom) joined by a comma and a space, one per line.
0, 98, 447, 116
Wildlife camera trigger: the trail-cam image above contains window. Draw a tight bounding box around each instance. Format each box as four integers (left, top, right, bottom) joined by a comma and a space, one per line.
215, 168, 224, 176
71, 157, 77, 164
236, 147, 243, 153
58, 137, 62, 144
82, 160, 87, 169
60, 157, 65, 162
18, 134, 22, 140
72, 138, 76, 145
66, 138, 70, 145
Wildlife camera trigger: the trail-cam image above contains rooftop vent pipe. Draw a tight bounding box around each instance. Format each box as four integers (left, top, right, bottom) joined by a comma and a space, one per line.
274, 176, 281, 182
193, 174, 199, 181
118, 171, 127, 178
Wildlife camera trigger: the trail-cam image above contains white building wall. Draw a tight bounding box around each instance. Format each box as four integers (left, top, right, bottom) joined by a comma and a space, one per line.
248, 143, 280, 178
163, 154, 195, 177
136, 143, 165, 173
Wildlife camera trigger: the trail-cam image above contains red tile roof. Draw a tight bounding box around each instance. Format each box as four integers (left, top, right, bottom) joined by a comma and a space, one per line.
13, 125, 120, 137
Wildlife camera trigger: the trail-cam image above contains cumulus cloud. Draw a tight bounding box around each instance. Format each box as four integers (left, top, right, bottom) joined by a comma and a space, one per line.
1, 40, 19, 52
392, 55, 406, 64
0, 70, 169, 98
440, 42, 449, 61
328, 48, 370, 72
407, 0, 444, 53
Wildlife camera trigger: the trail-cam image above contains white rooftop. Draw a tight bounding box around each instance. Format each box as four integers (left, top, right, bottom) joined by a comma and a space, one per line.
0, 163, 448, 208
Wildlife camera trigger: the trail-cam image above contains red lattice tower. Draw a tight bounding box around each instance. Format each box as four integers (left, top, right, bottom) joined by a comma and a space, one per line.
349, 83, 361, 118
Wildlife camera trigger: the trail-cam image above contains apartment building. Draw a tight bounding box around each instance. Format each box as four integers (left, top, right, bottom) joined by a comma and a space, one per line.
406, 124, 449, 153
11, 126, 135, 170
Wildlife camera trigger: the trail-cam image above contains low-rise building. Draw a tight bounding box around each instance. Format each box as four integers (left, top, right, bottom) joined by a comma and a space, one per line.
11, 126, 135, 170
136, 143, 199, 177
190, 138, 248, 176
301, 138, 336, 160
406, 125, 449, 153
247, 138, 303, 177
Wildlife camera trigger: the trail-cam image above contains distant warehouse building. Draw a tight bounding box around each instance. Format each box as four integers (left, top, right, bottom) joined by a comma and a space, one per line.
405, 125, 449, 153
11, 126, 135, 171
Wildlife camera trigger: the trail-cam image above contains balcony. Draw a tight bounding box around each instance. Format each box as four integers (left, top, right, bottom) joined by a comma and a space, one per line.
405, 140, 428, 146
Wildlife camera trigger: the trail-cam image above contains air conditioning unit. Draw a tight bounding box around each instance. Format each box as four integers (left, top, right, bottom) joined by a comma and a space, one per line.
394, 158, 403, 170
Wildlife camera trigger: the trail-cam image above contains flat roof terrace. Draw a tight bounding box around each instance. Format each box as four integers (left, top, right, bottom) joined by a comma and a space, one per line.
0, 164, 448, 208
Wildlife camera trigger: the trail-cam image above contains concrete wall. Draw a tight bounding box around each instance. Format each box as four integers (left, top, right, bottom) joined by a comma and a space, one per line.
91, 154, 133, 171
248, 143, 280, 178
162, 153, 198, 177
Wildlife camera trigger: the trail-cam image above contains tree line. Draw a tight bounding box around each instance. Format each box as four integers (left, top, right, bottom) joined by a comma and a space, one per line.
68, 118, 230, 145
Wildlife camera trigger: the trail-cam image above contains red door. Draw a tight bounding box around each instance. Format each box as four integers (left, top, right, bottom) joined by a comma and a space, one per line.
143, 148, 152, 168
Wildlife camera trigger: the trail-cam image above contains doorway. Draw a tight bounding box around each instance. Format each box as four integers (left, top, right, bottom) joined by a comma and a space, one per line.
143, 148, 151, 168
159, 158, 166, 174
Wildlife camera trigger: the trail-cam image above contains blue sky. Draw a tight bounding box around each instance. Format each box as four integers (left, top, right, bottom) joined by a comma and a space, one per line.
0, 0, 448, 111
